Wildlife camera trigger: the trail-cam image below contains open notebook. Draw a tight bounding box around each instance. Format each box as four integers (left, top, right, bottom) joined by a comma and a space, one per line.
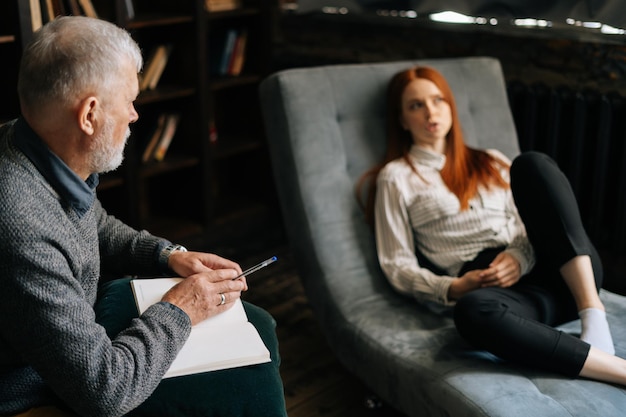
131, 277, 271, 378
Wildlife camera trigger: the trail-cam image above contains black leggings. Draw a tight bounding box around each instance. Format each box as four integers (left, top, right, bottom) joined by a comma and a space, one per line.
453, 151, 602, 377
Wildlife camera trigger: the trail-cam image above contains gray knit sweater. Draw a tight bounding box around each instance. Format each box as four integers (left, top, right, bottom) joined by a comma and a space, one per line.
0, 120, 192, 416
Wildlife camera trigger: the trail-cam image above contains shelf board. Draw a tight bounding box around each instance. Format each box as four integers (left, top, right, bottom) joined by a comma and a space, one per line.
0, 35, 15, 44
140, 154, 201, 178
127, 15, 194, 29
210, 134, 263, 159
137, 86, 196, 105
209, 74, 262, 91
207, 6, 261, 20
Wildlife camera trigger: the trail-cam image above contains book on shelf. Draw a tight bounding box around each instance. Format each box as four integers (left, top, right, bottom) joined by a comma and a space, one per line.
152, 113, 180, 162
228, 29, 247, 76
77, 0, 97, 18
65, 0, 82, 16
219, 29, 237, 75
41, 0, 71, 23
140, 44, 172, 91
142, 114, 167, 163
123, 0, 135, 20
40, 0, 55, 23
211, 29, 247, 76
205, 0, 242, 12
209, 119, 218, 144
29, 0, 43, 31
131, 277, 271, 378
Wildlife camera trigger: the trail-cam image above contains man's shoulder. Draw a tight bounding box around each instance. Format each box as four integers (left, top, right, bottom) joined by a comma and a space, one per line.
0, 121, 48, 193
0, 140, 58, 233
0, 120, 16, 155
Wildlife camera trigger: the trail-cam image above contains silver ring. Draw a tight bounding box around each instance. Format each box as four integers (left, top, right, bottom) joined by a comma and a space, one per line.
219, 293, 226, 306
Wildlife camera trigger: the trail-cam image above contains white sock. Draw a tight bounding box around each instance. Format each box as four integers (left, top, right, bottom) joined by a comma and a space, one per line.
579, 307, 615, 355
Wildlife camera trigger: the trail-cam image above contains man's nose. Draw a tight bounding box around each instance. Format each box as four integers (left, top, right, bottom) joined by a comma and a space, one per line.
130, 105, 139, 124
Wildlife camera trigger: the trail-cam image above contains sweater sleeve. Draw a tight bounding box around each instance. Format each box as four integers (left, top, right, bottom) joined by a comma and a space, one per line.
94, 199, 170, 278
0, 199, 190, 417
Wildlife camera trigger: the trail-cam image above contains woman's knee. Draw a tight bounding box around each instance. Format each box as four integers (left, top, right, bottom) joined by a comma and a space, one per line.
511, 150, 551, 172
453, 290, 509, 346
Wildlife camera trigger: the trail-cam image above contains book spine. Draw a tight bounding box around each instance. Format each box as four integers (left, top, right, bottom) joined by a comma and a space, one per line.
153, 114, 180, 162
142, 114, 167, 163
140, 45, 166, 91
66, 0, 82, 16
205, 0, 242, 12
147, 45, 172, 90
123, 0, 135, 20
219, 29, 237, 76
41, 0, 54, 23
52, 0, 66, 16
29, 0, 43, 31
228, 30, 247, 76
77, 0, 97, 18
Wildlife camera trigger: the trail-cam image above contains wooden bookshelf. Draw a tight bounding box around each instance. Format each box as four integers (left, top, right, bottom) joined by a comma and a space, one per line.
203, 0, 279, 249
2, 0, 281, 250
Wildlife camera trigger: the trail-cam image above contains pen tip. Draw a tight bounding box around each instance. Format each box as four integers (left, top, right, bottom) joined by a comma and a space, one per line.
271, 256, 277, 261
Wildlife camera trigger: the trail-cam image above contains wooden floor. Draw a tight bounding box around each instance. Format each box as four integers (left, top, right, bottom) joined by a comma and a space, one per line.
237, 245, 407, 417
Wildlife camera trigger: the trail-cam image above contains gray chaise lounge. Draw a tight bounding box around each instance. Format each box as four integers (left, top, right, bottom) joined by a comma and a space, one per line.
259, 57, 626, 417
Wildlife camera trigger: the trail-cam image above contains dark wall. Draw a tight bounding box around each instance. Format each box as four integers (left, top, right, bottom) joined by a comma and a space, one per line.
273, 11, 626, 94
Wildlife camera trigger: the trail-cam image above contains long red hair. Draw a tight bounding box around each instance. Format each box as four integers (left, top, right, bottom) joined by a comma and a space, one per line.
356, 66, 509, 224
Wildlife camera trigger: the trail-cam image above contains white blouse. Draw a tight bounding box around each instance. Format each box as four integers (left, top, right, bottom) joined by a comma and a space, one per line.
374, 145, 535, 306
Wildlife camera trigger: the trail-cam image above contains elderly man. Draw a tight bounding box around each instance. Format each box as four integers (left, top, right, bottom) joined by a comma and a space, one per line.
0, 16, 286, 417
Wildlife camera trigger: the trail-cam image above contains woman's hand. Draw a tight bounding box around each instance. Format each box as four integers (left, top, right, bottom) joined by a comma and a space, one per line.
479, 252, 521, 288
448, 252, 521, 300
448, 270, 484, 300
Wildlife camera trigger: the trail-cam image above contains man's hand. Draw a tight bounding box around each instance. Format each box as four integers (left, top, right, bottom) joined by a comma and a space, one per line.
168, 251, 243, 279
161, 269, 247, 325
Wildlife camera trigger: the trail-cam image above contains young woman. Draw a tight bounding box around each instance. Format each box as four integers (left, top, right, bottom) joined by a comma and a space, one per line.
357, 65, 626, 385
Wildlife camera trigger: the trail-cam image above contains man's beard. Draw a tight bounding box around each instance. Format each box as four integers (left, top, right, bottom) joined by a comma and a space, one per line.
89, 118, 130, 174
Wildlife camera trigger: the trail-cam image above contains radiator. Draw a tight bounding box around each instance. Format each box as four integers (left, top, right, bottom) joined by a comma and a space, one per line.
507, 81, 626, 254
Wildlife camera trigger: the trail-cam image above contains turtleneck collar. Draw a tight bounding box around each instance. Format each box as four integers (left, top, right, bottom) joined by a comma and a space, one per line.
408, 144, 446, 171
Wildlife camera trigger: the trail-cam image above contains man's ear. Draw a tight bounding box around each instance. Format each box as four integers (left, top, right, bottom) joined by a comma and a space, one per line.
77, 96, 98, 136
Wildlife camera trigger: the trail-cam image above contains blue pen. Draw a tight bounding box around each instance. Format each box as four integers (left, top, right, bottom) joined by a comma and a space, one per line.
234, 256, 278, 279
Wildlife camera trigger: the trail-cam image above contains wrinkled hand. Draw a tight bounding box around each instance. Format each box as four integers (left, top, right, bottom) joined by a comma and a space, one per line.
168, 251, 243, 279
161, 269, 247, 325
478, 252, 521, 288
